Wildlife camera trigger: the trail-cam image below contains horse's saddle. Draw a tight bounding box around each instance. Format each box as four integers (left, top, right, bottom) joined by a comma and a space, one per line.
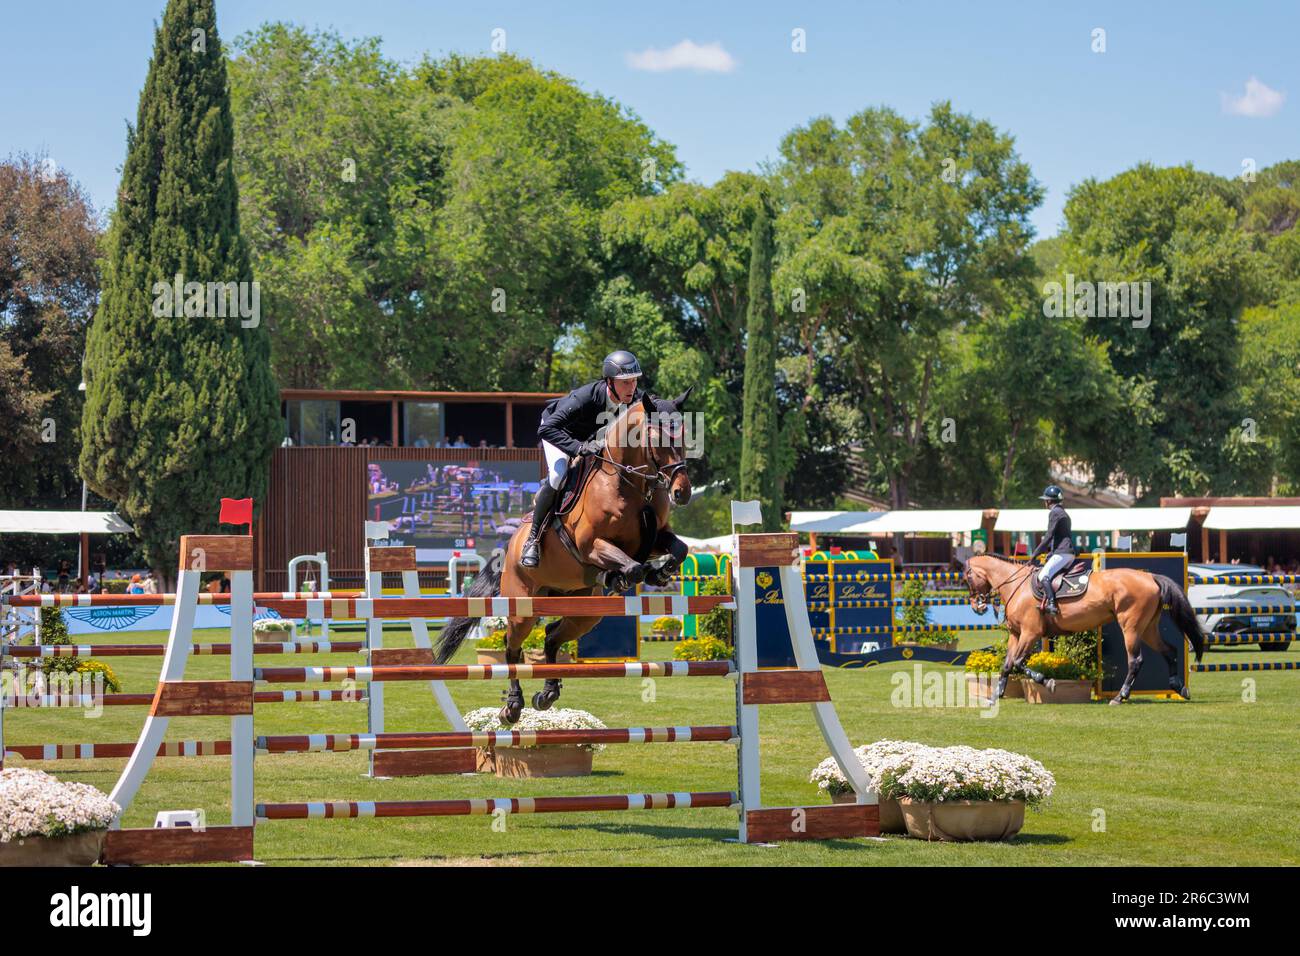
1029, 558, 1092, 602
556, 453, 599, 517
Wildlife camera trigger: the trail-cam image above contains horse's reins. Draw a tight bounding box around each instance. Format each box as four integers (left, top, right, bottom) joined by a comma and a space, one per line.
591, 426, 687, 503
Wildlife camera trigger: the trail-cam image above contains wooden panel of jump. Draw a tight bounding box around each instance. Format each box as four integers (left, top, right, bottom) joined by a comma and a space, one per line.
6, 740, 232, 760
366, 546, 417, 572
152, 680, 253, 717
256, 791, 741, 819
257, 725, 741, 753
181, 534, 253, 571
735, 532, 799, 568
742, 670, 831, 705
370, 749, 477, 777
101, 825, 254, 865
744, 803, 880, 842
4, 642, 365, 658
370, 647, 435, 666
253, 661, 735, 683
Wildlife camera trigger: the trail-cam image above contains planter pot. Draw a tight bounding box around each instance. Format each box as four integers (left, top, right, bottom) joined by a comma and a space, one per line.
1023, 678, 1093, 704
254, 626, 297, 643
833, 791, 906, 834
966, 674, 1024, 700
898, 798, 1025, 842
476, 746, 593, 778
896, 641, 959, 653
0, 830, 106, 866
475, 649, 574, 665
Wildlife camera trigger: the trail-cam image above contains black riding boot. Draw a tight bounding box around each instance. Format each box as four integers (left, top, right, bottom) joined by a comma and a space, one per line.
520, 483, 559, 568
1043, 587, 1059, 616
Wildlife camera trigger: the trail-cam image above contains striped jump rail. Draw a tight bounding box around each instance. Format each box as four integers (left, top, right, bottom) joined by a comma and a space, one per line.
803, 572, 965, 584
810, 624, 999, 636
1202, 633, 1294, 645
1188, 574, 1300, 585
2, 690, 367, 708
7, 593, 735, 619
256, 790, 741, 820
5, 740, 231, 761
1191, 661, 1300, 672
257, 725, 740, 753
254, 660, 735, 684
5, 591, 364, 607
1191, 605, 1296, 614
4, 641, 365, 659
805, 597, 998, 610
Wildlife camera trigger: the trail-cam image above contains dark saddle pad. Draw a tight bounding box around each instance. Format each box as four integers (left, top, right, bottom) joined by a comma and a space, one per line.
1029, 558, 1092, 601
556, 453, 599, 517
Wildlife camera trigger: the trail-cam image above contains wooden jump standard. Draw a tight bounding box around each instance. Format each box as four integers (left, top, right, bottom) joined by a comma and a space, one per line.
98, 529, 878, 864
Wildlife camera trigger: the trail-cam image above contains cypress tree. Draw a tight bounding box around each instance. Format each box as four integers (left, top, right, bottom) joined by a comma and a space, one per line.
739, 202, 782, 530
81, 0, 279, 581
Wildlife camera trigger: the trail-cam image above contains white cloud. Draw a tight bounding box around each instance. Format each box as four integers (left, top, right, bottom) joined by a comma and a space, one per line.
1221, 77, 1284, 118
625, 40, 737, 74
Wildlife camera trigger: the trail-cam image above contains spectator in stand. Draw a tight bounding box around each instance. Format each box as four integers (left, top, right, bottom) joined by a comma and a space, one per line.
57, 559, 71, 593
127, 574, 146, 595
477, 439, 489, 449
143, 572, 158, 595
413, 434, 430, 448
452, 434, 469, 448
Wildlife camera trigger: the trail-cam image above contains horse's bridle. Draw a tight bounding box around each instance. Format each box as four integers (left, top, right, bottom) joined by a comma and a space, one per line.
594, 423, 688, 504
965, 560, 1033, 623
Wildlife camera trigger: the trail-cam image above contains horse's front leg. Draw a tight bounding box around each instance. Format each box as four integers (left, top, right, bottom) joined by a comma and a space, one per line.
588, 539, 647, 593
643, 529, 689, 586
1012, 629, 1053, 690
498, 617, 532, 724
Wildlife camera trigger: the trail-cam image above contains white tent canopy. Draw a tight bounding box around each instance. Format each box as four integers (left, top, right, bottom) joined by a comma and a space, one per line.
1204, 506, 1300, 530
0, 511, 133, 535
789, 510, 983, 535
994, 507, 1191, 533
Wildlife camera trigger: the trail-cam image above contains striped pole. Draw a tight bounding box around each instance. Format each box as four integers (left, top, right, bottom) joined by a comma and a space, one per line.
257, 725, 739, 753
256, 791, 740, 819
1202, 633, 1294, 645
2, 690, 366, 708
4, 641, 365, 659
254, 661, 735, 684
1191, 661, 1300, 672
1191, 605, 1296, 614
5, 740, 231, 760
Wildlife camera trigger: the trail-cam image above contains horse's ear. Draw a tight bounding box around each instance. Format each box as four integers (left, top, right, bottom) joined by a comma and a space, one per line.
673, 385, 694, 410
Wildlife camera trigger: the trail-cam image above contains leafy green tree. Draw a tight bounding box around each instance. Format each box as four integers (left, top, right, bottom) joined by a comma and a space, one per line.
1233, 304, 1300, 493
775, 103, 1043, 508
81, 0, 279, 581
0, 155, 99, 509
1056, 164, 1255, 496
739, 202, 782, 528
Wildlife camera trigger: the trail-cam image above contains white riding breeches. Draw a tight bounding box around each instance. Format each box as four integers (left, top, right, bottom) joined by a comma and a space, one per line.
541, 440, 568, 491
1039, 552, 1071, 583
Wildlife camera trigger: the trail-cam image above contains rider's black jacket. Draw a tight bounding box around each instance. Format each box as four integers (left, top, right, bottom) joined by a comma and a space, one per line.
1031, 503, 1075, 559
538, 381, 643, 457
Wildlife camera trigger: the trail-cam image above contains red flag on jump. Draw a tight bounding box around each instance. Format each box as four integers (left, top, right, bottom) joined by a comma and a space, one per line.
219, 498, 254, 531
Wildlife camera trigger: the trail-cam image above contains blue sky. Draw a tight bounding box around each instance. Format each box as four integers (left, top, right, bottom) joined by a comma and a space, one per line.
3, 0, 1296, 239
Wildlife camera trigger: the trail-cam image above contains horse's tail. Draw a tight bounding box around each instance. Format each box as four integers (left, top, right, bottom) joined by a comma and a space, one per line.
1155, 573, 1205, 662
433, 549, 503, 665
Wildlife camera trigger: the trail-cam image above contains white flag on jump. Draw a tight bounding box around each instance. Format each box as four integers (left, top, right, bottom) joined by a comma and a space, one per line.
730, 500, 763, 528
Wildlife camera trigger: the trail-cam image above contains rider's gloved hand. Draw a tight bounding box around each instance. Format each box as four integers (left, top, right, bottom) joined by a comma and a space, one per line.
578, 439, 604, 455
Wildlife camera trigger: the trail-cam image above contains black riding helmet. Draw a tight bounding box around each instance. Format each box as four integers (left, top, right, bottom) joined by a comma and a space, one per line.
1039, 485, 1063, 503
602, 350, 643, 380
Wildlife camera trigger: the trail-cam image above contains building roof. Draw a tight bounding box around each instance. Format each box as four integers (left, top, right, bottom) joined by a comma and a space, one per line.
789, 510, 984, 535
0, 511, 134, 535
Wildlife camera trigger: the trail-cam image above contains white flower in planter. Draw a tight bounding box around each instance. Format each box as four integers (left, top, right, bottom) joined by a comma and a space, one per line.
461, 707, 609, 753
810, 740, 1054, 806
0, 768, 119, 843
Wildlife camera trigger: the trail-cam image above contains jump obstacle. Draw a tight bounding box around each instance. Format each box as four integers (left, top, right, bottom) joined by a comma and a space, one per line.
11, 530, 877, 863
0, 548, 473, 778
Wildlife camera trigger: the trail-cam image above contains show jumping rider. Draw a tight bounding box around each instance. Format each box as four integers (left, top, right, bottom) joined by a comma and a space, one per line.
1030, 484, 1075, 615
521, 350, 645, 568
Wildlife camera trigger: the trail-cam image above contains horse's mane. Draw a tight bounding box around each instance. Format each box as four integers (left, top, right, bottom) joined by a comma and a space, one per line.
964, 552, 1030, 568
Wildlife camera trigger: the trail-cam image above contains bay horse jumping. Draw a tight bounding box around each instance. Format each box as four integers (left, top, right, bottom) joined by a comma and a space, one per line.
962, 554, 1205, 704
434, 391, 694, 723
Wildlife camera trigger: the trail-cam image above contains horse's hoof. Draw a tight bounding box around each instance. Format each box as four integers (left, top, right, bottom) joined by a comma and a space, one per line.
1178, 685, 1190, 699
1108, 696, 1125, 706
499, 699, 523, 724
1045, 679, 1057, 693
531, 691, 554, 711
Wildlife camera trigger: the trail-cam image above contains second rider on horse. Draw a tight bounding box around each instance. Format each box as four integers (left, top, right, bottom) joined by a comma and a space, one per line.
1031, 484, 1074, 615
522, 350, 645, 568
